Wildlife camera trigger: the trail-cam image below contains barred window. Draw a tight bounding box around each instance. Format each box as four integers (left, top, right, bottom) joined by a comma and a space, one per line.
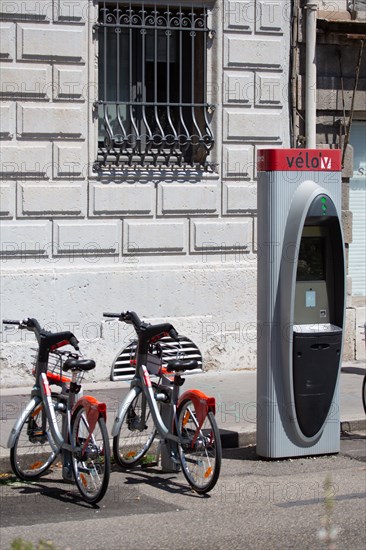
94, 2, 215, 171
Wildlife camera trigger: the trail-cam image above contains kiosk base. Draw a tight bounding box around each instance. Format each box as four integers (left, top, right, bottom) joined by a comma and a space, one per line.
293, 325, 342, 438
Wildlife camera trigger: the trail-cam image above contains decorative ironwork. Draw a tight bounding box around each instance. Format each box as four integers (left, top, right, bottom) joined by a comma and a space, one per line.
95, 2, 214, 171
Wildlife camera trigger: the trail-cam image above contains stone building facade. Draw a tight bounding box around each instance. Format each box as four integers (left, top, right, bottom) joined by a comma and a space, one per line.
0, 0, 292, 385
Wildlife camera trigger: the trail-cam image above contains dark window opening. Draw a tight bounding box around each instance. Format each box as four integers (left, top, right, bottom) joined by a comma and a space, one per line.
94, 2, 215, 171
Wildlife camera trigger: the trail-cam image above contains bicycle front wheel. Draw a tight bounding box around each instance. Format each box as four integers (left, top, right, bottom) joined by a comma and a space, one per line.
177, 400, 222, 494
362, 374, 366, 415
10, 397, 61, 481
71, 405, 110, 504
113, 388, 158, 468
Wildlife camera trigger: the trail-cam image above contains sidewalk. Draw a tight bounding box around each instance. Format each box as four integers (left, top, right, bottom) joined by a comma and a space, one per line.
0, 361, 365, 470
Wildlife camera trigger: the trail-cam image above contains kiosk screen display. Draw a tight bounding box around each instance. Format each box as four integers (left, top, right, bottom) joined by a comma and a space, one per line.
297, 237, 325, 281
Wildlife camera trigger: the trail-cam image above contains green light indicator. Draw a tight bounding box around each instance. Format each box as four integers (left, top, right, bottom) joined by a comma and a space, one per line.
321, 197, 327, 215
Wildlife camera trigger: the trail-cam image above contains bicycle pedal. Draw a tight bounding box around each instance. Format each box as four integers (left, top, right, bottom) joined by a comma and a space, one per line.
31, 429, 44, 436
29, 430, 47, 443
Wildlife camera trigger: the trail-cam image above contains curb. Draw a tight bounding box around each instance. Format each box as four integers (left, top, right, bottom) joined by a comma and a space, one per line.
340, 418, 366, 433
0, 430, 253, 473
1, 419, 364, 473
219, 428, 256, 449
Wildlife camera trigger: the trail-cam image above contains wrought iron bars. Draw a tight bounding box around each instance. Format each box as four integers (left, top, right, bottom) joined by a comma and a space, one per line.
95, 2, 214, 170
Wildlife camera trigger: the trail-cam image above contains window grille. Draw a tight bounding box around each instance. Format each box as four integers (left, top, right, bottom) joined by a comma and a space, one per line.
94, 2, 215, 171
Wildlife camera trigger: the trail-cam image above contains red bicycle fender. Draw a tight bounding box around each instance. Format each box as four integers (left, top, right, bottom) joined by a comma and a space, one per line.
73, 395, 107, 422
72, 396, 107, 455
178, 389, 216, 418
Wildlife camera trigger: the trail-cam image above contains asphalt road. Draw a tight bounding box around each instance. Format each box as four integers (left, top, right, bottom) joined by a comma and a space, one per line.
0, 432, 365, 550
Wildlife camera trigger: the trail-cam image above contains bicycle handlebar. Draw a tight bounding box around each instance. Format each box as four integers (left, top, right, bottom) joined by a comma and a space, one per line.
103, 311, 179, 343
103, 311, 142, 328
2, 317, 79, 351
69, 336, 80, 351
103, 313, 122, 318
3, 318, 42, 332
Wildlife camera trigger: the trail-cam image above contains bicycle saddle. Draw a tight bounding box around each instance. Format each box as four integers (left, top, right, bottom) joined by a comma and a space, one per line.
166, 359, 199, 373
63, 358, 96, 372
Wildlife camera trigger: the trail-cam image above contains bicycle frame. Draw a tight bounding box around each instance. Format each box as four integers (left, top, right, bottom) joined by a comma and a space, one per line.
4, 316, 111, 504
6, 318, 107, 476
106, 310, 222, 492
7, 395, 55, 450
7, 371, 105, 475
112, 356, 216, 472
6, 373, 68, 453
39, 373, 64, 448
42, 374, 107, 451
111, 366, 180, 463
139, 364, 180, 444
141, 364, 216, 440
105, 310, 218, 471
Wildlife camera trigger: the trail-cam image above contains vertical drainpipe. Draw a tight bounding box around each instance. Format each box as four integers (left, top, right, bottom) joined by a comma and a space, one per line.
305, 0, 318, 148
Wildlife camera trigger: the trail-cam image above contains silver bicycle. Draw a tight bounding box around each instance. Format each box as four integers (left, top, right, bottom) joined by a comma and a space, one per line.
3, 317, 110, 504
104, 310, 222, 494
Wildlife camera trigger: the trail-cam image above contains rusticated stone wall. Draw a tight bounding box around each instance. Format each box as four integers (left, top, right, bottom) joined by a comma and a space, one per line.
0, 0, 291, 385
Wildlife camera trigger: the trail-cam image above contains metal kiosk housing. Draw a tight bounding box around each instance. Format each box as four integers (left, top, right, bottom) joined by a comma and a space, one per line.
256, 148, 345, 458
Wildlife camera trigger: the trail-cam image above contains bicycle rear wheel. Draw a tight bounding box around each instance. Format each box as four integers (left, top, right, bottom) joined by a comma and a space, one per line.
10, 396, 61, 480
177, 400, 222, 494
113, 387, 158, 468
71, 405, 110, 504
362, 374, 366, 415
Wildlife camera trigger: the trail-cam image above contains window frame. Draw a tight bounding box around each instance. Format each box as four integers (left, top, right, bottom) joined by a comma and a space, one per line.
93, 1, 215, 172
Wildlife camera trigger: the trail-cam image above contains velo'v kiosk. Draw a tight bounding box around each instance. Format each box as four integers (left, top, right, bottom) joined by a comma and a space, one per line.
256, 149, 345, 458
